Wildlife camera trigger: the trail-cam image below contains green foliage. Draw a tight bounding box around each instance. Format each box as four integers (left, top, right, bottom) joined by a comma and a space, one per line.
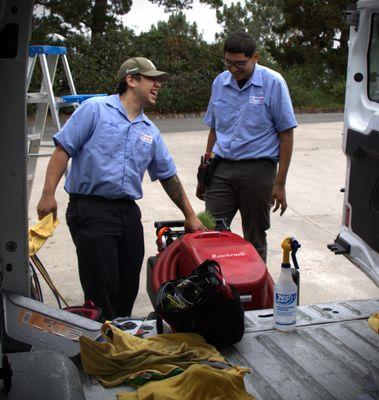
66, 27, 135, 94
32, 0, 132, 42
281, 64, 345, 111
215, 0, 347, 111
28, 27, 135, 100
150, 0, 222, 12
131, 13, 223, 112
197, 211, 216, 230
215, 1, 283, 65
30, 0, 348, 113
216, 2, 246, 40
268, 0, 349, 75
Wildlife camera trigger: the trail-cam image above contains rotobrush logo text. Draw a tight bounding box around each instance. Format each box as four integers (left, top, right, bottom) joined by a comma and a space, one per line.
211, 251, 246, 258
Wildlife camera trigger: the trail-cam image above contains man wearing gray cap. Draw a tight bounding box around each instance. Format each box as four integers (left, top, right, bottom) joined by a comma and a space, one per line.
37, 57, 204, 320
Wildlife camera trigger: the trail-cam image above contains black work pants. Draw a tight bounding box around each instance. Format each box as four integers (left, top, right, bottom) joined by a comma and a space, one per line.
205, 158, 277, 263
66, 196, 144, 320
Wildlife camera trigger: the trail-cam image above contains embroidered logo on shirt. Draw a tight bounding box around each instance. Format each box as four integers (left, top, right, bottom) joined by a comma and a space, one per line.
250, 96, 264, 105
139, 132, 153, 144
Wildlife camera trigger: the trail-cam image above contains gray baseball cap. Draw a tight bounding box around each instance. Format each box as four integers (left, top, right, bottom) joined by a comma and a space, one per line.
117, 57, 169, 82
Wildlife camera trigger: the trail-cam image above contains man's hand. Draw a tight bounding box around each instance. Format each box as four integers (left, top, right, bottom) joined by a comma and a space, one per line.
36, 145, 70, 221
271, 183, 287, 216
196, 182, 206, 201
273, 128, 293, 216
37, 194, 58, 220
184, 214, 205, 232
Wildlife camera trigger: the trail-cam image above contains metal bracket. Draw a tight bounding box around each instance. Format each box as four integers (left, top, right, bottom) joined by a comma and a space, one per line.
327, 236, 351, 255
344, 2, 359, 30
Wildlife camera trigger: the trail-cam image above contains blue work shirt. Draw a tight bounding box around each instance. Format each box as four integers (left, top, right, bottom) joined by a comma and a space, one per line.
54, 94, 176, 200
204, 64, 297, 161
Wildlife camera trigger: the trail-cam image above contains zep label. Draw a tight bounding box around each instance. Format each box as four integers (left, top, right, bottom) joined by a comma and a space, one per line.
275, 293, 297, 306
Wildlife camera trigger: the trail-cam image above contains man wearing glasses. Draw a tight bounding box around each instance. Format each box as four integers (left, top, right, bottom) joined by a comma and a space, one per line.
37, 57, 204, 320
197, 32, 297, 263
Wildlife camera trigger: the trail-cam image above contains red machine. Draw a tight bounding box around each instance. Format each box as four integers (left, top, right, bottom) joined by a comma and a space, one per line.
147, 221, 274, 311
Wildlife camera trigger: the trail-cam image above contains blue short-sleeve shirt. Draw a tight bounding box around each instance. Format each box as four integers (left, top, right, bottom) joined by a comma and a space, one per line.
204, 64, 297, 161
54, 94, 176, 199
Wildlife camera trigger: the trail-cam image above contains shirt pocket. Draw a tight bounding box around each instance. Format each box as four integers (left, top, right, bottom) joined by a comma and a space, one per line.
244, 102, 267, 131
94, 122, 124, 159
132, 134, 154, 172
214, 100, 235, 131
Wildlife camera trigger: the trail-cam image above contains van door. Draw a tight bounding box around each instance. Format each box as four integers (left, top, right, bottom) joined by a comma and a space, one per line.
329, 2, 379, 286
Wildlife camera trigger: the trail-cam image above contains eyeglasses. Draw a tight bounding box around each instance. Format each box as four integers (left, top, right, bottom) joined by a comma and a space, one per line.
221, 58, 250, 70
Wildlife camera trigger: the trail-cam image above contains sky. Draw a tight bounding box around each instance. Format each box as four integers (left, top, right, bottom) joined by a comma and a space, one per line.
122, 0, 243, 43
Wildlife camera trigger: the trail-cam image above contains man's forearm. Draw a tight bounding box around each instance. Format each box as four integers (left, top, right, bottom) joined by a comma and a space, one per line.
275, 129, 293, 186
42, 145, 70, 196
205, 128, 216, 154
160, 174, 195, 218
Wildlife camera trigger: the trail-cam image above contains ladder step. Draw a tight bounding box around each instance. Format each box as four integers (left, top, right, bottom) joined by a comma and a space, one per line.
40, 141, 55, 148
27, 93, 61, 104
29, 45, 67, 57
28, 133, 41, 141
27, 93, 107, 106
60, 94, 107, 104
28, 153, 53, 158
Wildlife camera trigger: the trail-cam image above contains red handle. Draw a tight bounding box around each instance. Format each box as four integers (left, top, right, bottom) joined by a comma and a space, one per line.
199, 231, 222, 238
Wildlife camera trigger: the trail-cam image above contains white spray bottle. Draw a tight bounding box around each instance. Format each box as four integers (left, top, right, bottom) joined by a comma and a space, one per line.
273, 237, 299, 331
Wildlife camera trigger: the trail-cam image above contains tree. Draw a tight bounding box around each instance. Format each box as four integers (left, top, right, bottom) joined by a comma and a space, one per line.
33, 0, 133, 44
215, 0, 283, 65
215, 2, 247, 40
215, 0, 348, 109
132, 12, 223, 112
32, 0, 223, 44
268, 0, 349, 75
216, 0, 349, 72
149, 0, 222, 12
30, 0, 225, 113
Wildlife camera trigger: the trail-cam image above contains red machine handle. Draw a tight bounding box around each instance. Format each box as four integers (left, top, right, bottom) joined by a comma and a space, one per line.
199, 231, 222, 238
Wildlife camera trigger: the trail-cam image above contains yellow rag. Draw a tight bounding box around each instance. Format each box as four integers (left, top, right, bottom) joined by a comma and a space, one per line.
368, 313, 379, 334
29, 213, 59, 256
118, 363, 255, 400
80, 324, 248, 389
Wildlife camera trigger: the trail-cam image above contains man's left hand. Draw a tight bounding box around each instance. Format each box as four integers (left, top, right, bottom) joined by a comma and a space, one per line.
271, 183, 287, 216
184, 214, 205, 232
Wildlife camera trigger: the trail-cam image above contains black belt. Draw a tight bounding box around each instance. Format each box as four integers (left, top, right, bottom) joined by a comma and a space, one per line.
69, 194, 134, 203
219, 157, 277, 165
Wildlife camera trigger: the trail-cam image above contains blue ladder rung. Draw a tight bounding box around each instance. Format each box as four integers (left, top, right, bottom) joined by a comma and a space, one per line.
29, 45, 67, 57
60, 94, 107, 104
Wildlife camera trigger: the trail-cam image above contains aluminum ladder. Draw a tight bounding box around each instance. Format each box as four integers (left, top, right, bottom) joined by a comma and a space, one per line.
26, 45, 106, 203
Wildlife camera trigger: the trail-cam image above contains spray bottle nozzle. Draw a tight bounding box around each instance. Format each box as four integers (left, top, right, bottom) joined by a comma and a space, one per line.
281, 237, 301, 268
281, 237, 292, 264
291, 239, 301, 270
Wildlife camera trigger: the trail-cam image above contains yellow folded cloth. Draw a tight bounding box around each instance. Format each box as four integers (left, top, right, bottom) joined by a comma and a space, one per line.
118, 363, 255, 400
368, 313, 379, 333
29, 213, 59, 256
80, 324, 250, 390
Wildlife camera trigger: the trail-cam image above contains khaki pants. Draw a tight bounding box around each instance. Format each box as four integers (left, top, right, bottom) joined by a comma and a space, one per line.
205, 158, 277, 263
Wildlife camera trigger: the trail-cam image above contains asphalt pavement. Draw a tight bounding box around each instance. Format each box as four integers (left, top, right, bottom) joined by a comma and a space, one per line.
28, 113, 379, 316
